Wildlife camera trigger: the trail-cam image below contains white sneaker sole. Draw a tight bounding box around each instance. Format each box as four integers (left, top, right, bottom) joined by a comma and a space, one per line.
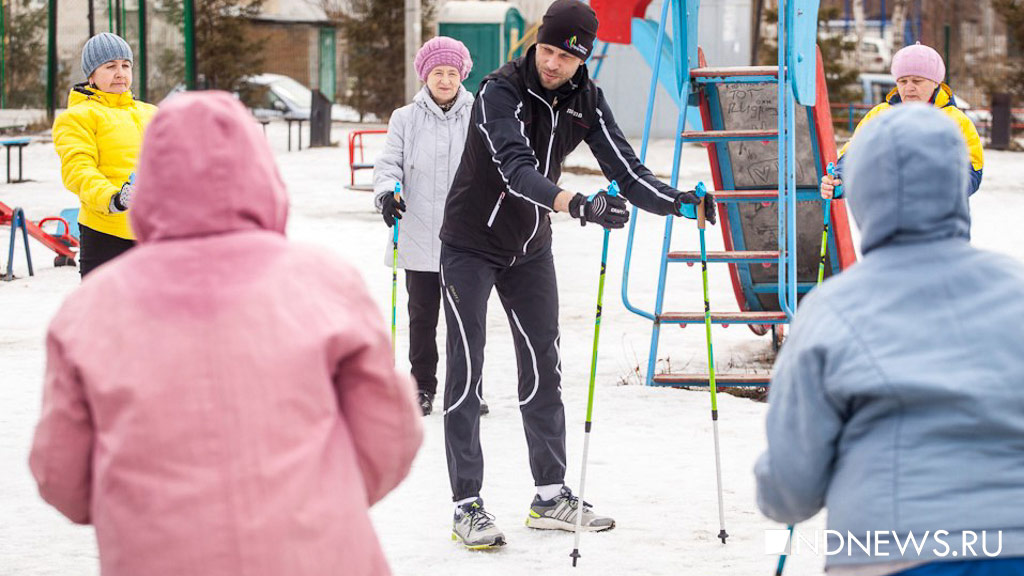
525, 516, 616, 532
451, 531, 506, 549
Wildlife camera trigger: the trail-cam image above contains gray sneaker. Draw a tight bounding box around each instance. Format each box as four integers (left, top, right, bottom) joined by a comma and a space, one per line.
452, 498, 506, 549
525, 486, 615, 532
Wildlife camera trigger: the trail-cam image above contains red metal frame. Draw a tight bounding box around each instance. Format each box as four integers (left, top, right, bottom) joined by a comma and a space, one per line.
347, 129, 387, 187
1, 201, 78, 260
811, 46, 858, 272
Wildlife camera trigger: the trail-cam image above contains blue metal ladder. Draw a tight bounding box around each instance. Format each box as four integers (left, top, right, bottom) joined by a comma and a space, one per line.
621, 0, 820, 387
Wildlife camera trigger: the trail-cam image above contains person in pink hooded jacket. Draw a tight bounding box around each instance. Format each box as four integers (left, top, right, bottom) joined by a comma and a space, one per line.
29, 91, 423, 576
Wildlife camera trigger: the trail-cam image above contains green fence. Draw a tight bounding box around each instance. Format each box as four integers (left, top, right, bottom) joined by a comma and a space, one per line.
0, 1, 345, 124
0, 0, 191, 117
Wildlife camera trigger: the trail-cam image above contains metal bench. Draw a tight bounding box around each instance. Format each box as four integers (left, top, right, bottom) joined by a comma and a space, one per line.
347, 129, 386, 191
0, 137, 30, 183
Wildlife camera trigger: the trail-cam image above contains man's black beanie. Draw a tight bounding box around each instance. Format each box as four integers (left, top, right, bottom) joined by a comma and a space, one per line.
537, 0, 600, 60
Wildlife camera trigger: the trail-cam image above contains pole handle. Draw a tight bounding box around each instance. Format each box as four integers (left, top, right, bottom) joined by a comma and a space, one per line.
695, 181, 707, 231
392, 182, 402, 242
826, 162, 842, 198
607, 180, 620, 198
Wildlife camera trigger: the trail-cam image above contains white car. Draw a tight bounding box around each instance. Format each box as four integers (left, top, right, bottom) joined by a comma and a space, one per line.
840, 36, 893, 73
240, 74, 360, 122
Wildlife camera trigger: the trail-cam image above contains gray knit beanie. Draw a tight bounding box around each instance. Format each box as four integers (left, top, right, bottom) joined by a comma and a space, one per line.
82, 33, 133, 79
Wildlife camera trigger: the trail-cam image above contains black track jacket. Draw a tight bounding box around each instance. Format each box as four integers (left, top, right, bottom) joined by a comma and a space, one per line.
439, 45, 680, 257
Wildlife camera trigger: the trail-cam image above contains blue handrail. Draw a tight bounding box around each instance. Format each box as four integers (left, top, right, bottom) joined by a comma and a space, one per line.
621, 0, 673, 324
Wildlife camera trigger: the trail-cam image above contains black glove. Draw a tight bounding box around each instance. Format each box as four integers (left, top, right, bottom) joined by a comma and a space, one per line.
381, 193, 406, 228
568, 191, 630, 229
674, 189, 717, 225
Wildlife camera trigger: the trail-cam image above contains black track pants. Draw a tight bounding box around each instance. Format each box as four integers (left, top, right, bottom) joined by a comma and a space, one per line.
405, 270, 441, 396
440, 242, 565, 501
79, 224, 135, 278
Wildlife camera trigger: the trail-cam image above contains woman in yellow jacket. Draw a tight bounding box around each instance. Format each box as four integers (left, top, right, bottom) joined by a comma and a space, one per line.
821, 42, 984, 199
53, 33, 157, 277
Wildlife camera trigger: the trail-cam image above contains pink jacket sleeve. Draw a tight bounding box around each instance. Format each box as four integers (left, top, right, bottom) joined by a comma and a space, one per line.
333, 281, 423, 506
29, 329, 95, 524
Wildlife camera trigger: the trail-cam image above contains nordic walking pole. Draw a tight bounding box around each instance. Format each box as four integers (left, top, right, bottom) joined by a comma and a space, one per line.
777, 166, 840, 575
817, 163, 839, 285
695, 181, 729, 545
570, 180, 620, 568
391, 182, 402, 363
775, 524, 795, 575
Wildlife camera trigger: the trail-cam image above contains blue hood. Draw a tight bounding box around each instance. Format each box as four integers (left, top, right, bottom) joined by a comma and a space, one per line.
844, 104, 971, 255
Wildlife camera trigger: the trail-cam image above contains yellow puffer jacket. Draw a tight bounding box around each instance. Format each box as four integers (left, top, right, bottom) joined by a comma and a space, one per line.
838, 83, 984, 195
53, 85, 158, 240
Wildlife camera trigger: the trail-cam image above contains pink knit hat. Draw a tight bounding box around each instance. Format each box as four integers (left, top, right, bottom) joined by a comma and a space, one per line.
414, 36, 473, 82
891, 42, 945, 84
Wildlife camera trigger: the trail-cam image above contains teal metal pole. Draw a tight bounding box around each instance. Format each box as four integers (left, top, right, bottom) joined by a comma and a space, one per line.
1, 0, 6, 109
184, 0, 196, 89
137, 0, 147, 100
46, 0, 57, 121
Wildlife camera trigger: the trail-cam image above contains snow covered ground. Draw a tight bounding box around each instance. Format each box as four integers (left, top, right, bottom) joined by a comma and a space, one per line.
2, 120, 1023, 575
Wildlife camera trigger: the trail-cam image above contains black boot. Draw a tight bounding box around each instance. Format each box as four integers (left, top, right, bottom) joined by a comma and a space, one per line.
418, 391, 434, 416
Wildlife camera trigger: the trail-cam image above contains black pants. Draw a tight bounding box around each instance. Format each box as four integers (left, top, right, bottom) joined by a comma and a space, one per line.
440, 242, 565, 501
406, 270, 441, 396
79, 224, 135, 278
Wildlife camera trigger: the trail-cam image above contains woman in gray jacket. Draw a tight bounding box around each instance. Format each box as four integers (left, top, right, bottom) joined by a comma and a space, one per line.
374, 37, 475, 416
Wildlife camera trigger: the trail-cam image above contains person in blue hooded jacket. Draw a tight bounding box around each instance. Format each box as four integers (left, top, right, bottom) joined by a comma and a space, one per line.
756, 104, 1024, 576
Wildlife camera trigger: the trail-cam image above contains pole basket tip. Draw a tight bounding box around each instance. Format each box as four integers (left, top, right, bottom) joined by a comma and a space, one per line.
718, 530, 729, 544
570, 549, 581, 567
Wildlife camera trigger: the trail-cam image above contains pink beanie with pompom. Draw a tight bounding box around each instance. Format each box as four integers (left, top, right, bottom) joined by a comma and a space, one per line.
414, 36, 473, 82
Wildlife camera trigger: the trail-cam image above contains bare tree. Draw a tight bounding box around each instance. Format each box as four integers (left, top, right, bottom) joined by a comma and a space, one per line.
890, 0, 911, 51
852, 0, 867, 70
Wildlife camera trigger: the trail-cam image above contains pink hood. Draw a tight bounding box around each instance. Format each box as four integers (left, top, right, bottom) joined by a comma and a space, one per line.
31, 92, 422, 576
130, 91, 288, 242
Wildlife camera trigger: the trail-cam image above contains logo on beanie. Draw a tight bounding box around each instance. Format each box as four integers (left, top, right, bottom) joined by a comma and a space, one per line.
564, 35, 588, 56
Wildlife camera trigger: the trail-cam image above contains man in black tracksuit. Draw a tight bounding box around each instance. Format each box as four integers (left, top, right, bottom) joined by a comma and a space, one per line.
441, 0, 717, 549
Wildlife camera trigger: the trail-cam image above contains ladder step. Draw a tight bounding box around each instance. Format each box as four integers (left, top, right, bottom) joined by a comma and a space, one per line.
752, 282, 819, 294
691, 66, 780, 84
712, 190, 779, 202
668, 250, 780, 264
680, 129, 779, 143
658, 311, 788, 325
652, 373, 772, 387
690, 66, 780, 78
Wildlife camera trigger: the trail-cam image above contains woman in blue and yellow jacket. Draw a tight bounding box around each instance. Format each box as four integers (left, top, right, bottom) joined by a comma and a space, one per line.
821, 42, 984, 199
53, 33, 157, 278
